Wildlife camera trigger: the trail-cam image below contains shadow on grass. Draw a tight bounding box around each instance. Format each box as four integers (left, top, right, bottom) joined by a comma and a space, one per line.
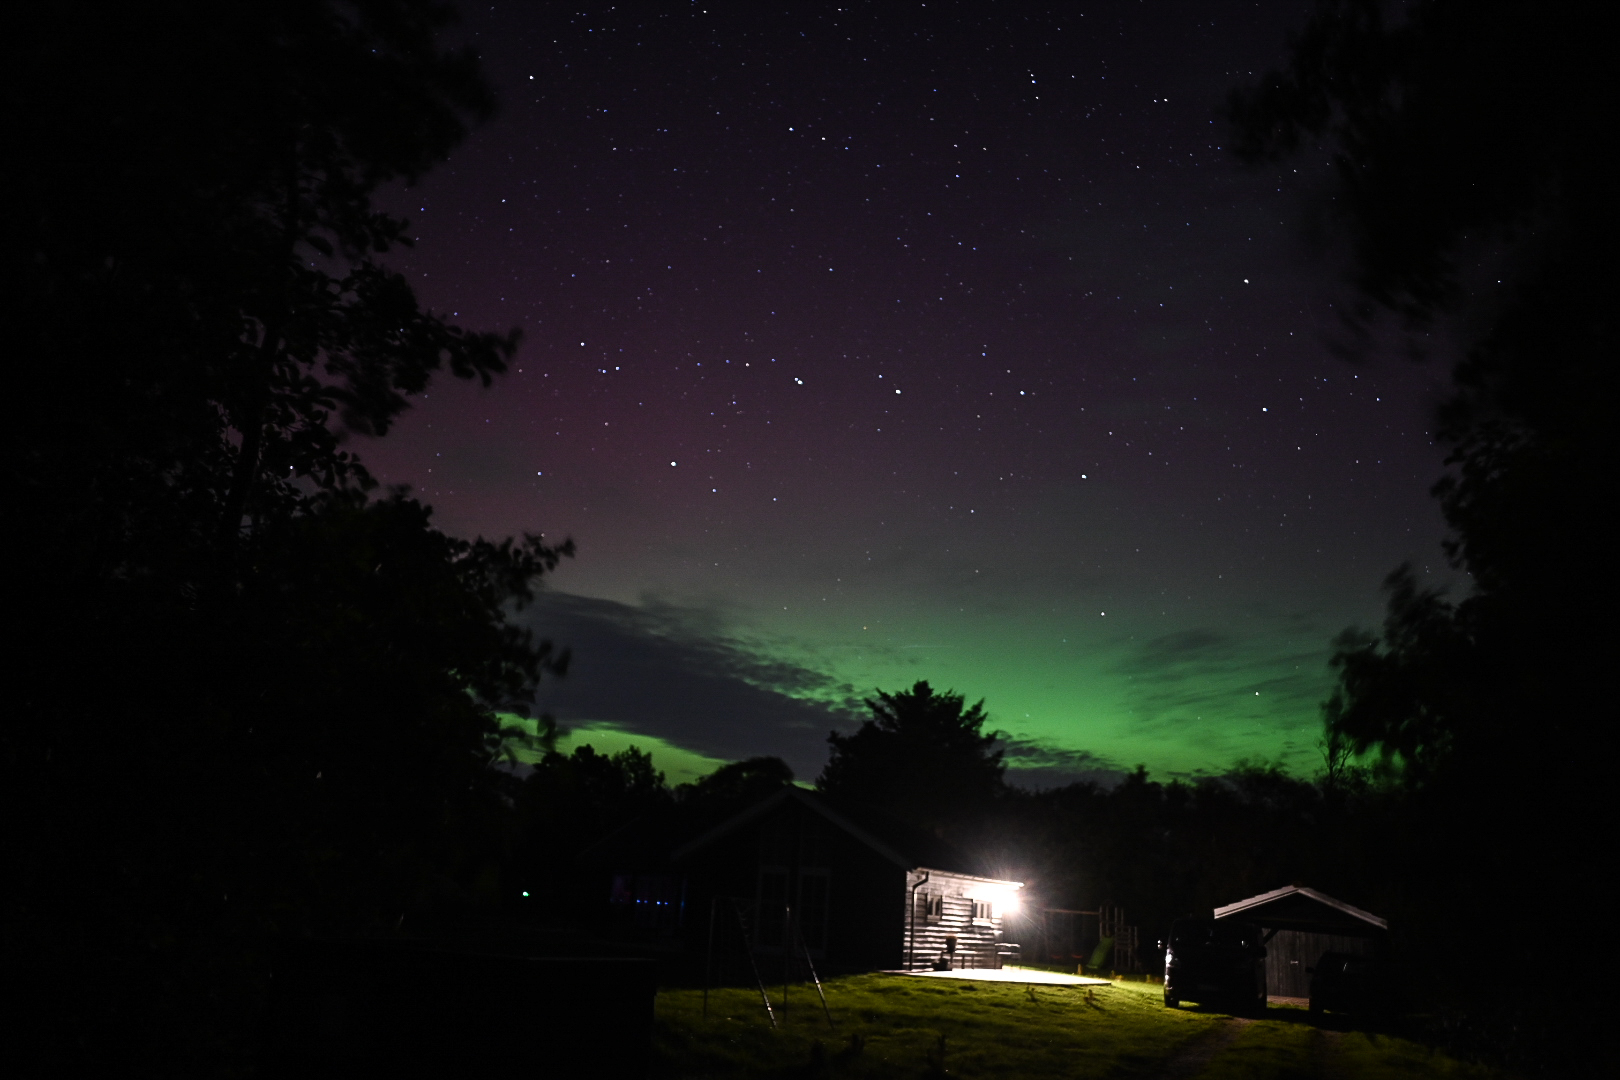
1260, 1004, 1419, 1040
1169, 1000, 1419, 1041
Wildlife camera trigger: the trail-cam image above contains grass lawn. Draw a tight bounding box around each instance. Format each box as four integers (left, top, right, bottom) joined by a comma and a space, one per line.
1199, 1008, 1500, 1080
654, 974, 1503, 1078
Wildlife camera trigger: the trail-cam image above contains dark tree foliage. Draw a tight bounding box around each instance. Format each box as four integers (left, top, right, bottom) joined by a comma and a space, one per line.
509, 752, 795, 924
4, 0, 516, 576
1, 2, 570, 1069
506, 744, 676, 924
511, 750, 796, 868
515, 745, 674, 864
1227, 0, 1616, 754
817, 681, 1005, 834
1230, 2, 1617, 1066
1318, 564, 1492, 784
675, 755, 797, 817
996, 765, 1394, 954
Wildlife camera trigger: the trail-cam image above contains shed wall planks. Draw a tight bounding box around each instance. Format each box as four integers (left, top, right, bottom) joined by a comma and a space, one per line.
1266, 930, 1374, 998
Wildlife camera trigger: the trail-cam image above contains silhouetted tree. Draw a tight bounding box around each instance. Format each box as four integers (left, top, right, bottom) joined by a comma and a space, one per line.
517, 745, 673, 854
996, 762, 1396, 971
1228, 1, 1614, 776
7, 2, 520, 587
675, 756, 796, 817
817, 681, 1005, 834
1, 3, 570, 1069
1230, 3, 1616, 1067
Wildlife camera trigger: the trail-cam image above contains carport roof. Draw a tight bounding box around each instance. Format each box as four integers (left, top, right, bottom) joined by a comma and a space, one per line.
1213, 885, 1387, 935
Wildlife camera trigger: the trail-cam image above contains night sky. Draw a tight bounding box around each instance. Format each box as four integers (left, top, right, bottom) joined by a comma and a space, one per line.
362, 2, 1456, 786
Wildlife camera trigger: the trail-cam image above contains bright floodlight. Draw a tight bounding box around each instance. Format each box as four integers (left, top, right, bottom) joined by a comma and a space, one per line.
969, 881, 1024, 918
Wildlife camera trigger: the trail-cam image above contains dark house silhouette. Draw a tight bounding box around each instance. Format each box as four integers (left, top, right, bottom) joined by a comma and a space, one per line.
581, 787, 1023, 975
1213, 885, 1387, 999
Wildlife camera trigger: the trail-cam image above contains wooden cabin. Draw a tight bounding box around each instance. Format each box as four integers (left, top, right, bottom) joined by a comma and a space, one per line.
1213, 885, 1387, 999
901, 865, 1025, 972
583, 787, 1023, 975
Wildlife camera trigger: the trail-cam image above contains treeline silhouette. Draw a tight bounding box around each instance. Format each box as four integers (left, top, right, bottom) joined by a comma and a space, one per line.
2, 2, 569, 1070
523, 684, 1399, 973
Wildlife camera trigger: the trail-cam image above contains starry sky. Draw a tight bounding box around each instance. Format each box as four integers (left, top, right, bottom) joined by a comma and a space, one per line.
362, 1, 1456, 786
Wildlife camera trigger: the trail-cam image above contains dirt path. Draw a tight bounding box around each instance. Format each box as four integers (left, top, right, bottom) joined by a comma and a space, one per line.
1147, 1017, 1253, 1079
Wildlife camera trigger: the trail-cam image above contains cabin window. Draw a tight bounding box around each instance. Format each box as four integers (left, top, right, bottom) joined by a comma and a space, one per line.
971, 899, 993, 923
921, 892, 944, 923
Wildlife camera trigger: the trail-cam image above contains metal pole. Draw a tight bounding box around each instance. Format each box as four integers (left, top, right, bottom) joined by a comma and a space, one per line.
908, 875, 915, 970
907, 870, 930, 970
786, 803, 801, 1017
798, 920, 836, 1030
782, 903, 791, 1018
731, 898, 775, 1028
703, 894, 717, 1020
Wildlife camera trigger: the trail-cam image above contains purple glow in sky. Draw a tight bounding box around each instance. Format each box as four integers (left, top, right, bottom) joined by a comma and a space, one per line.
361, 2, 1455, 784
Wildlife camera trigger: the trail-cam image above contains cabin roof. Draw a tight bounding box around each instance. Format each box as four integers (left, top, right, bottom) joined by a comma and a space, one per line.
671, 787, 911, 867
1213, 884, 1387, 934
669, 787, 994, 879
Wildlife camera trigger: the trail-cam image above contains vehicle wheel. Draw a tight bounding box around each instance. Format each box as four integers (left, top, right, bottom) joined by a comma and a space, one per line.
1164, 992, 1179, 1008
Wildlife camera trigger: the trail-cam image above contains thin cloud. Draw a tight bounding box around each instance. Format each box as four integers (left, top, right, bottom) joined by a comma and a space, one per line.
1000, 738, 1129, 790
517, 591, 863, 778
1115, 628, 1327, 724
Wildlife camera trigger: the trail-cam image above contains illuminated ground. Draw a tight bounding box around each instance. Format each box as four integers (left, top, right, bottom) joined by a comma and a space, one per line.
887, 966, 1111, 987
654, 974, 1501, 1079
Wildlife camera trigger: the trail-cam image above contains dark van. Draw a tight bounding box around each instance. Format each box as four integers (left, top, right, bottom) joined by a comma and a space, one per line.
1162, 917, 1267, 1015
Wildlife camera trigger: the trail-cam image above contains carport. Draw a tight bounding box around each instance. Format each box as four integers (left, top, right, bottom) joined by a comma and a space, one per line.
1213, 885, 1387, 1000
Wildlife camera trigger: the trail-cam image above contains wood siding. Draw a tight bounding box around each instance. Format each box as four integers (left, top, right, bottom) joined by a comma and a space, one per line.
602, 790, 1025, 978
1266, 930, 1374, 998
677, 798, 910, 975
903, 869, 1015, 970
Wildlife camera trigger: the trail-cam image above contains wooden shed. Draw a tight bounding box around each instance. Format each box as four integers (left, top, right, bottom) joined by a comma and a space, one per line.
1213, 885, 1387, 999
584, 787, 1023, 976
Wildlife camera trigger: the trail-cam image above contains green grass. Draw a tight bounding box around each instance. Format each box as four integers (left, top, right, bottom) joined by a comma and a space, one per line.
1332, 1028, 1501, 1079
1192, 1006, 1500, 1080
654, 976, 1505, 1079
1194, 1015, 1318, 1080
655, 975, 1211, 1078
